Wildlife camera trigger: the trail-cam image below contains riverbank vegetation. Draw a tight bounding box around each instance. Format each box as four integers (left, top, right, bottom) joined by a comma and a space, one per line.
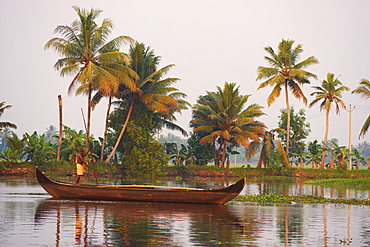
233, 193, 370, 205
306, 177, 370, 188
1, 6, 369, 178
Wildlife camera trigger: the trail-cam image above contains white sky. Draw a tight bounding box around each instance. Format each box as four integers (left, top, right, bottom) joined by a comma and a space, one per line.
1, 0, 369, 145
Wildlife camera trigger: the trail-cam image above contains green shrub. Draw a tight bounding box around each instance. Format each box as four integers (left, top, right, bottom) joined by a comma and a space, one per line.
174, 165, 189, 174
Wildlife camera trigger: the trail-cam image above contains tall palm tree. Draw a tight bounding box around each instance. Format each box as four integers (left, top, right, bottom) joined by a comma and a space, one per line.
45, 6, 136, 149
352, 79, 370, 138
309, 73, 349, 168
256, 39, 319, 157
191, 82, 266, 168
105, 42, 186, 162
0, 102, 17, 131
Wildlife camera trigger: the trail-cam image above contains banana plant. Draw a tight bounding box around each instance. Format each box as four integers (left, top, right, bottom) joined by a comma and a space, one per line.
23, 131, 56, 161
291, 152, 309, 168
0, 148, 21, 165
305, 152, 321, 168
320, 141, 348, 169
350, 149, 367, 170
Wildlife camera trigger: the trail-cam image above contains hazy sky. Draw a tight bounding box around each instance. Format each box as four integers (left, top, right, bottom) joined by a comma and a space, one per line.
1, 0, 369, 145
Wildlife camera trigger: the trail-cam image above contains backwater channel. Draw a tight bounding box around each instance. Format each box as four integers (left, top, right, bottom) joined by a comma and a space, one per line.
1, 175, 370, 246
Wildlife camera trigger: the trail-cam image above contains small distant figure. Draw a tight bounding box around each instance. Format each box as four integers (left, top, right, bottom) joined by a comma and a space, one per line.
75, 149, 88, 185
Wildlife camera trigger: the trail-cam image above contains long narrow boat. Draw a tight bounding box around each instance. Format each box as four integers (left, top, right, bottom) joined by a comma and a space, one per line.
35, 167, 245, 204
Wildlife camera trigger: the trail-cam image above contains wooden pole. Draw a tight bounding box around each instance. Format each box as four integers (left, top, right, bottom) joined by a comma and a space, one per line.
57, 95, 63, 161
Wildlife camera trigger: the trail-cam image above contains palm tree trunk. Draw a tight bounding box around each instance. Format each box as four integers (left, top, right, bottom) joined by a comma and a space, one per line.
57, 95, 63, 161
284, 83, 290, 162
257, 146, 265, 168
86, 84, 92, 150
105, 100, 134, 163
321, 110, 330, 169
100, 96, 112, 161
221, 141, 227, 169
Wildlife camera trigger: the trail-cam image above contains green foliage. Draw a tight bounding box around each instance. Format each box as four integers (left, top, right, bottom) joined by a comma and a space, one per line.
37, 160, 74, 171
174, 165, 190, 174
352, 79, 370, 138
187, 165, 221, 172
60, 126, 89, 161
307, 178, 370, 188
0, 161, 5, 171
93, 161, 117, 174
266, 151, 294, 176
187, 133, 213, 166
278, 108, 311, 161
0, 148, 22, 165
308, 140, 320, 156
120, 104, 169, 177
122, 143, 168, 177
23, 131, 56, 165
234, 193, 370, 205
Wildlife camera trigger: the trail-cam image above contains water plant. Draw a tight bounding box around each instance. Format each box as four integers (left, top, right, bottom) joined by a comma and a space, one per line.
234, 193, 370, 205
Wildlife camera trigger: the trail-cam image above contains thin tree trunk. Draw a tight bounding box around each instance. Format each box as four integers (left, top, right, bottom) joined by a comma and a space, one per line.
221, 141, 227, 169
284, 83, 290, 163
86, 85, 92, 150
100, 97, 112, 161
105, 100, 134, 163
321, 110, 330, 169
330, 157, 335, 169
57, 95, 63, 161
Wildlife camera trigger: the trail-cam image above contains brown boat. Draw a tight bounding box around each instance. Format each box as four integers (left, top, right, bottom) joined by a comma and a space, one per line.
35, 167, 245, 204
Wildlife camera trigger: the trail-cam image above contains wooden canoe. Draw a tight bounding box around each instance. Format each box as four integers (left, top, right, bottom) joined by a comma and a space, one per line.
35, 167, 245, 204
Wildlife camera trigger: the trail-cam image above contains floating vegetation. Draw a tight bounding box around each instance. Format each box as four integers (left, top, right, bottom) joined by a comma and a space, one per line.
306, 178, 370, 188
233, 193, 370, 205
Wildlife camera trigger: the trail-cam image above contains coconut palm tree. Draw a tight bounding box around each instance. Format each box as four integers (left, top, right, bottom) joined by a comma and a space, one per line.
105, 42, 186, 162
256, 39, 318, 157
352, 79, 370, 138
191, 82, 266, 168
44, 125, 58, 143
0, 102, 17, 131
309, 73, 349, 168
45, 6, 136, 149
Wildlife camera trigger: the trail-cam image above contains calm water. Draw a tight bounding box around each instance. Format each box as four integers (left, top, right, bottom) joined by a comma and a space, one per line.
1, 176, 370, 246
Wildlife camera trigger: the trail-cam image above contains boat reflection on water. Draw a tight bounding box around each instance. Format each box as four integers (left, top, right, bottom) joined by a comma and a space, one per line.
34, 198, 242, 246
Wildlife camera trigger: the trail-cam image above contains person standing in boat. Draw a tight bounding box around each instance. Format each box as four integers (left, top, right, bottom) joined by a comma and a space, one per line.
75, 149, 88, 185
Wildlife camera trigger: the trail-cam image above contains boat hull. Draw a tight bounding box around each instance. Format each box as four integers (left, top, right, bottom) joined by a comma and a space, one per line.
36, 167, 245, 204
